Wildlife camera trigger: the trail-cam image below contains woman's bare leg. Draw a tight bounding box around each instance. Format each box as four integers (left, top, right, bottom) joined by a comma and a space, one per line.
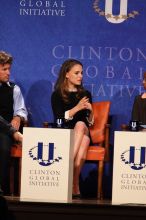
73, 121, 89, 159
72, 121, 90, 195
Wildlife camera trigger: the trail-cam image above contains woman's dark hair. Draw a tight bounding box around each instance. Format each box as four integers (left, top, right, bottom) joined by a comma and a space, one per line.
54, 59, 85, 102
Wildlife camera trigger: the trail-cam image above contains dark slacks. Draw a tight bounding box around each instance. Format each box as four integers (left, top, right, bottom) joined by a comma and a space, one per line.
0, 132, 13, 195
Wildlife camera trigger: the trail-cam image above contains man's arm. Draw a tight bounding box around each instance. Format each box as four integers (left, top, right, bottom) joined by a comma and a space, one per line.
12, 85, 28, 130
13, 85, 28, 120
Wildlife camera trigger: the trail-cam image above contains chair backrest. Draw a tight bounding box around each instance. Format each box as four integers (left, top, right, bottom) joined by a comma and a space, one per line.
89, 101, 111, 144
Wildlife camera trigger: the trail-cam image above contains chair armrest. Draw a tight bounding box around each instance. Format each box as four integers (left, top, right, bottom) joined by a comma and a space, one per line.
43, 121, 49, 128
23, 120, 29, 127
104, 123, 110, 162
121, 124, 129, 131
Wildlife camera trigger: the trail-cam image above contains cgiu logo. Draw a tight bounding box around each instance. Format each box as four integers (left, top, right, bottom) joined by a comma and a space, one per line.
93, 0, 139, 24
105, 0, 128, 23
121, 146, 146, 170
29, 142, 62, 166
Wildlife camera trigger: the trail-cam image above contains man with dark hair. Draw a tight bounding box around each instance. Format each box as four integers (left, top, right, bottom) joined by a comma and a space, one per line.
0, 51, 28, 195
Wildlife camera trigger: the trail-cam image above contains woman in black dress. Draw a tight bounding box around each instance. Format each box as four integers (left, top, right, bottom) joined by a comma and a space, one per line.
51, 59, 94, 197
132, 72, 146, 125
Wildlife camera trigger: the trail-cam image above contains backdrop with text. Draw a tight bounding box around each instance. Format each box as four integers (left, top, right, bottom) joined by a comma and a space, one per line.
0, 0, 146, 198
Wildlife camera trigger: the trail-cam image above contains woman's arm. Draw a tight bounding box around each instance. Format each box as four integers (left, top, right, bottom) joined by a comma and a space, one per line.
85, 91, 94, 125
51, 91, 66, 119
131, 96, 139, 121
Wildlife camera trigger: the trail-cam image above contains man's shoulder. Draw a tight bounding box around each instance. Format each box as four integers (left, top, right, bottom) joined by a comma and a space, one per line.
9, 82, 15, 88
9, 82, 21, 89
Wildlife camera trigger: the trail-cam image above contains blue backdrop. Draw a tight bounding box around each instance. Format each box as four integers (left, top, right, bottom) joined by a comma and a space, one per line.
1, 0, 146, 198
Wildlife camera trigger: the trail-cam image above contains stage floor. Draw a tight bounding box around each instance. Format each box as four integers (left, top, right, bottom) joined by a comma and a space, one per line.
5, 195, 112, 204
1, 196, 146, 220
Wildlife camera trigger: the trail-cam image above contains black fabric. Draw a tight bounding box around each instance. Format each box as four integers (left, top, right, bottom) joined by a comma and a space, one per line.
0, 115, 17, 136
131, 95, 146, 124
0, 82, 14, 122
0, 133, 12, 195
0, 196, 8, 219
0, 82, 15, 195
51, 90, 92, 129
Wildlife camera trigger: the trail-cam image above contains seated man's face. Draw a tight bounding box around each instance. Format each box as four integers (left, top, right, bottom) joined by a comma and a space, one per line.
0, 63, 11, 83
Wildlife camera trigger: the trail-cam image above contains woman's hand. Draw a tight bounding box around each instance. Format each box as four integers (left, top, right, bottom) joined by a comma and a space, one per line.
77, 97, 91, 111
68, 96, 93, 119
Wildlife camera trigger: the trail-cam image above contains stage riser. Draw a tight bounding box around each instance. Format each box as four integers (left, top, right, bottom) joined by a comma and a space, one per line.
6, 201, 146, 220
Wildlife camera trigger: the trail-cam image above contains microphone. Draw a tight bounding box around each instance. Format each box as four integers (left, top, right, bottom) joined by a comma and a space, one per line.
56, 118, 64, 128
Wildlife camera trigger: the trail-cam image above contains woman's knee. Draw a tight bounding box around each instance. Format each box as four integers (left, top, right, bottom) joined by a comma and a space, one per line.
74, 121, 88, 133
